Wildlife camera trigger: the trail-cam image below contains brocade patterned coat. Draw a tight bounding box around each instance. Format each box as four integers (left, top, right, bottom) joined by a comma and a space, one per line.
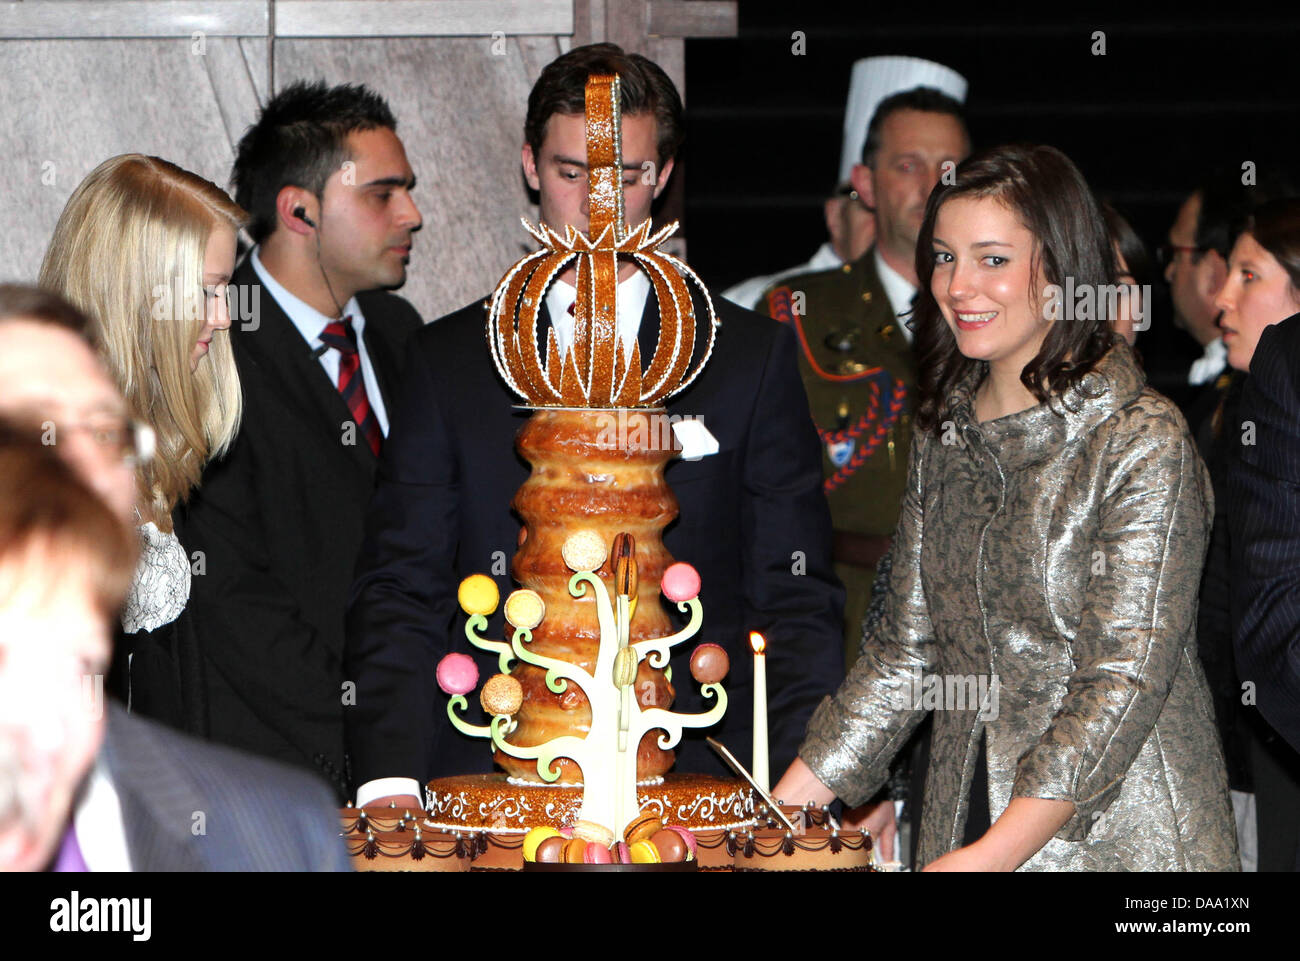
801, 341, 1239, 870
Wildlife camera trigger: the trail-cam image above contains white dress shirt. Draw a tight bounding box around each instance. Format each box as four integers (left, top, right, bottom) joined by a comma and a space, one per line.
720, 242, 843, 311
249, 248, 391, 434
873, 248, 917, 345
74, 755, 132, 871
1188, 337, 1228, 387
543, 269, 651, 356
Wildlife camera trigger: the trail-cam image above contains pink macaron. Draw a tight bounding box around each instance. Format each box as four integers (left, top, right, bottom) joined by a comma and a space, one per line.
661, 562, 701, 603
435, 653, 479, 696
583, 842, 612, 864
612, 841, 631, 863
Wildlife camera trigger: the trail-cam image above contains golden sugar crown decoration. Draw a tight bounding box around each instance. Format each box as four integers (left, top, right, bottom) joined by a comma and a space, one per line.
487, 73, 718, 409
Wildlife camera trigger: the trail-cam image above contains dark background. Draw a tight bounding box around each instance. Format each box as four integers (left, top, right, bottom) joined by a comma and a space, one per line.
682, 4, 1300, 400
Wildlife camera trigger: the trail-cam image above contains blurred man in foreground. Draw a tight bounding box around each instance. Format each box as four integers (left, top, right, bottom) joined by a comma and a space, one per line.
0, 286, 349, 871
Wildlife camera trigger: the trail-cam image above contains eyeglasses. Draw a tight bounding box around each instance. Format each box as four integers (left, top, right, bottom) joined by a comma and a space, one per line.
1156, 244, 1205, 268
57, 419, 155, 466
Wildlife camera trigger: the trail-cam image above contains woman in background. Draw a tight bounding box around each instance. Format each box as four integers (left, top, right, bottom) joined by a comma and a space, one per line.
1212, 197, 1300, 871
1102, 202, 1154, 347
775, 144, 1237, 870
40, 154, 246, 733
1217, 199, 1300, 372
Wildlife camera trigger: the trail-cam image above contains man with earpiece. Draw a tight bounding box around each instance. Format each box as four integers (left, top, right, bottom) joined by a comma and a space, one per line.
178, 81, 424, 799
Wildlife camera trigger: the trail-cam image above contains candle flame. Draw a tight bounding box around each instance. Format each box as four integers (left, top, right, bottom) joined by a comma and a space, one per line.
749, 631, 766, 655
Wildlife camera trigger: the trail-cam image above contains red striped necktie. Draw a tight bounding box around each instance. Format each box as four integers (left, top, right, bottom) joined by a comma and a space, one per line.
319, 316, 382, 457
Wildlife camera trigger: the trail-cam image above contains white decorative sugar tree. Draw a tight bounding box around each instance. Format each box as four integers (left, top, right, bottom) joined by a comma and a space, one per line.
438, 532, 730, 839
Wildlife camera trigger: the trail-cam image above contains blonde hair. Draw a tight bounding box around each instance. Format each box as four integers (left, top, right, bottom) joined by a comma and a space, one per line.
39, 155, 247, 531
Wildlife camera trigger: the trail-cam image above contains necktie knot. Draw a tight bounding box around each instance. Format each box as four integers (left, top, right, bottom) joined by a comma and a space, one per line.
319, 316, 358, 355
316, 313, 381, 458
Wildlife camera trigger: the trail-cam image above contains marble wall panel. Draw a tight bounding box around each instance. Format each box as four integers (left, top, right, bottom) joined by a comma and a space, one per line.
0, 37, 252, 285
0, 16, 704, 322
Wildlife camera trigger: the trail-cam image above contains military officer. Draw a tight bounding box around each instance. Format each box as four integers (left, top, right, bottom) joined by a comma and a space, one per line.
725, 57, 967, 311
763, 86, 970, 663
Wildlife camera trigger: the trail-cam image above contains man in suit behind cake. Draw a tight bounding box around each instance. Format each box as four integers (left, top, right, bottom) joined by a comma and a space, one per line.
345, 44, 845, 810
179, 82, 424, 799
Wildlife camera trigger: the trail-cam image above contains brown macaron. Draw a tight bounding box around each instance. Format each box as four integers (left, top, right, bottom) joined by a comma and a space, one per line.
689, 643, 729, 685
622, 811, 664, 846
562, 838, 588, 863
535, 836, 565, 863
649, 828, 688, 863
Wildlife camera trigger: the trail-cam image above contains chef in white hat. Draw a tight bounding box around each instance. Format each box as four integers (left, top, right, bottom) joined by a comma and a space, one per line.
723, 56, 968, 310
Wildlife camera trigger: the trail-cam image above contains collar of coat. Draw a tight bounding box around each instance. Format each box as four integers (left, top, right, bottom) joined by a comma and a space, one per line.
947, 338, 1146, 470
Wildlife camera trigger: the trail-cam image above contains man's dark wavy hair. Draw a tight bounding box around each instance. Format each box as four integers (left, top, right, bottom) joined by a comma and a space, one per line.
231, 81, 396, 244
525, 42, 684, 167
912, 143, 1117, 434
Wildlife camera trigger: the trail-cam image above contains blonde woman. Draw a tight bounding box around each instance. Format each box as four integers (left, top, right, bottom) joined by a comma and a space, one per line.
40, 154, 246, 732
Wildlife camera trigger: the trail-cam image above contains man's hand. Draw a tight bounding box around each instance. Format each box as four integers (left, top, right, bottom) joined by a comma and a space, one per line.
363, 793, 423, 813
843, 799, 897, 863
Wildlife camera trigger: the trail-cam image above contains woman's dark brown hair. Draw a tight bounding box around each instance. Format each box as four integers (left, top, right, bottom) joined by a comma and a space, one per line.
1244, 198, 1300, 295
1102, 201, 1153, 287
912, 144, 1117, 433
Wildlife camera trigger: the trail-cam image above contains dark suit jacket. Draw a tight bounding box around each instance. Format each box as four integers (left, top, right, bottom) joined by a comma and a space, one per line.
102, 702, 350, 871
1195, 371, 1250, 789
344, 289, 846, 788
116, 603, 206, 737
178, 258, 422, 797
1229, 312, 1300, 755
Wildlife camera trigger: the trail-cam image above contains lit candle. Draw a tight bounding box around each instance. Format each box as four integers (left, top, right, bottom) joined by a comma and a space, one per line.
750, 631, 768, 790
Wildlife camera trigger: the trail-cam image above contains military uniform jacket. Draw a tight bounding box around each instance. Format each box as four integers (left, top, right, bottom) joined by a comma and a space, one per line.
801, 342, 1239, 870
761, 248, 914, 540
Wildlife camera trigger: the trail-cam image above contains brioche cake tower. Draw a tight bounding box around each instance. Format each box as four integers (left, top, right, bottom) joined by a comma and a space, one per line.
354, 73, 873, 871
429, 73, 737, 844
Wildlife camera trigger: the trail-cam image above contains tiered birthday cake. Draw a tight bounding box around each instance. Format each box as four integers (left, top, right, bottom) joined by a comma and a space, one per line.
731, 803, 874, 872
344, 72, 870, 873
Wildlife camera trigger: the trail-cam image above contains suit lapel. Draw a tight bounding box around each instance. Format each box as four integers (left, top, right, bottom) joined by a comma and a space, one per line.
237, 261, 377, 473
102, 705, 206, 871
642, 280, 718, 416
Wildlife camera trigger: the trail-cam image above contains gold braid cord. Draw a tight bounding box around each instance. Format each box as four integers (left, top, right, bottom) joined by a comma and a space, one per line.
487, 73, 718, 409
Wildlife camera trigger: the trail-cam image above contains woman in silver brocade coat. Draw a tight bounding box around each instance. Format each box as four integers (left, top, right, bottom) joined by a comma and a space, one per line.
776, 145, 1239, 871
